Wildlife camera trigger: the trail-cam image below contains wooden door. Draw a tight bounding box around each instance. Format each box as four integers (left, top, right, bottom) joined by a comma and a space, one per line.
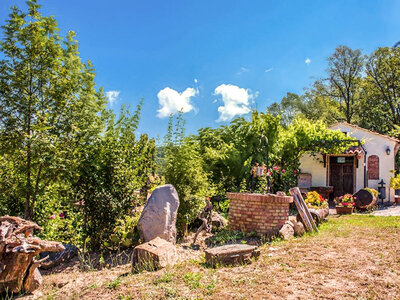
329, 156, 354, 198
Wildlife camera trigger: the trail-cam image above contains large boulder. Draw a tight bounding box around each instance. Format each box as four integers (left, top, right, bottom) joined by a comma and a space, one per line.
132, 237, 177, 271
137, 184, 179, 243
204, 244, 260, 266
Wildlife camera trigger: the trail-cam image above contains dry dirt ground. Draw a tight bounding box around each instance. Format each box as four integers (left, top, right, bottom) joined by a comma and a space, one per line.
18, 215, 400, 300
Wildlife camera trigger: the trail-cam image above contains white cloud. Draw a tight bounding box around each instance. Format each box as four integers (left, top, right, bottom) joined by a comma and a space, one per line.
305, 58, 311, 65
194, 78, 198, 83
214, 84, 253, 122
264, 68, 273, 73
157, 87, 198, 118
105, 90, 120, 105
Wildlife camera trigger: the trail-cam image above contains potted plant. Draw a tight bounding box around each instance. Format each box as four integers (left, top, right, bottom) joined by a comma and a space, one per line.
305, 191, 328, 209
390, 172, 400, 204
335, 194, 356, 214
304, 191, 329, 224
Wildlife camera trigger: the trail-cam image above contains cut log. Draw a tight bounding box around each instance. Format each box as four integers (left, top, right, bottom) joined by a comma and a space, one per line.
204, 244, 260, 266
0, 216, 64, 293
308, 208, 329, 225
353, 189, 377, 209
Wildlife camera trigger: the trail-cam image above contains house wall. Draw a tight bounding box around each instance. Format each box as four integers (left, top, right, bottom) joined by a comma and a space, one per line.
299, 123, 397, 202
330, 123, 397, 202
299, 154, 326, 187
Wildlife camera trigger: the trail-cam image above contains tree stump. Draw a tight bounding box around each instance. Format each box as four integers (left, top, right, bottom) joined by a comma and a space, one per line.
204, 244, 260, 266
0, 216, 64, 293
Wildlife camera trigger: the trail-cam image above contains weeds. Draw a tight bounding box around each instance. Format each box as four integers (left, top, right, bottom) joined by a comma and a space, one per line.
153, 272, 173, 285
107, 278, 122, 290
183, 271, 203, 289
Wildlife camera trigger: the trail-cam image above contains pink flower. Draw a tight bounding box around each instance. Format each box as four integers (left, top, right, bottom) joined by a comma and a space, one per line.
50, 214, 55, 220
273, 166, 279, 171
293, 169, 297, 174
59, 213, 65, 219
282, 169, 286, 174
268, 172, 272, 176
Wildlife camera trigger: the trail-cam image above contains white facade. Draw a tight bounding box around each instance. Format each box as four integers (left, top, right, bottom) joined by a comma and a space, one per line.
299, 122, 399, 202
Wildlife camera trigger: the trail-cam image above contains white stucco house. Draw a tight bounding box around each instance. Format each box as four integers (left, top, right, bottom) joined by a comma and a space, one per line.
299, 122, 400, 203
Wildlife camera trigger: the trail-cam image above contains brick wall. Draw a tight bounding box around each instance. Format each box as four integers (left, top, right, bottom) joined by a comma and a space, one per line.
226, 192, 293, 236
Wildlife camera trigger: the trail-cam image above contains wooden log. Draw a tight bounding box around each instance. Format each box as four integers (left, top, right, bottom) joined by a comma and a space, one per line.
353, 189, 377, 209
307, 208, 329, 225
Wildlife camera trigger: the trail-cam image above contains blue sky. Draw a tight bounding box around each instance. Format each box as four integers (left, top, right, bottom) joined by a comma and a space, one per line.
1, 1, 400, 139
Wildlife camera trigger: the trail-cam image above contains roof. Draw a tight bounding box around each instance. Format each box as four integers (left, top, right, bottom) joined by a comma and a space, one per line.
344, 145, 363, 155
329, 122, 400, 143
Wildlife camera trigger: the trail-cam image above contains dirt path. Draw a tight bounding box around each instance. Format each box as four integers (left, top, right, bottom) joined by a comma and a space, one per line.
20, 215, 400, 300
372, 204, 400, 216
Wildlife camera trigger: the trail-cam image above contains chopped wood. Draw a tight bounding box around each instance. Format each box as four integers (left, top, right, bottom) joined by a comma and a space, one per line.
290, 187, 318, 233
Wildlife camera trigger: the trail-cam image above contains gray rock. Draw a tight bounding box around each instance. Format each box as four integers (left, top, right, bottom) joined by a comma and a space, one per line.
39, 244, 78, 270
137, 184, 179, 243
132, 237, 177, 271
279, 222, 294, 240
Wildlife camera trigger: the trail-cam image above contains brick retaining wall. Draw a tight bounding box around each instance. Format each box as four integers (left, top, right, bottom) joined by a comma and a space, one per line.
226, 192, 293, 236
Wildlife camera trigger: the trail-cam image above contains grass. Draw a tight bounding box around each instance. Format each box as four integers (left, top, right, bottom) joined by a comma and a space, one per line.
33, 215, 400, 299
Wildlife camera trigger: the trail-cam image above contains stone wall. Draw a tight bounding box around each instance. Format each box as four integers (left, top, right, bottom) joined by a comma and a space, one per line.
226, 192, 293, 236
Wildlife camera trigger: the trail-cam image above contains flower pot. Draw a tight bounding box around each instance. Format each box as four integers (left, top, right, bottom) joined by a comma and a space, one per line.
335, 206, 353, 215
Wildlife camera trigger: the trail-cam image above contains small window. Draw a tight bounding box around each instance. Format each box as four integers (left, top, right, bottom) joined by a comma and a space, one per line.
367, 155, 379, 180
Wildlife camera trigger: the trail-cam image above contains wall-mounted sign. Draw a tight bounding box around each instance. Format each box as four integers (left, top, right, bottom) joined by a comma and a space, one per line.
337, 157, 346, 163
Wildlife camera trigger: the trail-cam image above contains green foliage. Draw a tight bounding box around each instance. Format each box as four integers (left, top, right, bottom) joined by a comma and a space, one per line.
390, 171, 400, 190
183, 272, 203, 289
0, 1, 157, 250
0, 0, 106, 220
196, 111, 352, 194
73, 103, 157, 249
104, 214, 141, 250
162, 113, 212, 231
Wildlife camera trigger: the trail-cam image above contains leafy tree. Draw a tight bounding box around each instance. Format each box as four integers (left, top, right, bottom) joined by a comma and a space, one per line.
162, 113, 211, 233
365, 46, 400, 130
0, 0, 105, 219
73, 102, 157, 249
323, 45, 364, 123
267, 92, 304, 127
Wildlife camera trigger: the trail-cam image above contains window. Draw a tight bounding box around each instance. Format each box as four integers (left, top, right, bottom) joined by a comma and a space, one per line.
367, 155, 379, 180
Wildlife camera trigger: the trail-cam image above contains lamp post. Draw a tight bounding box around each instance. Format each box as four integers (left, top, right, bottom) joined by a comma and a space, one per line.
378, 179, 386, 205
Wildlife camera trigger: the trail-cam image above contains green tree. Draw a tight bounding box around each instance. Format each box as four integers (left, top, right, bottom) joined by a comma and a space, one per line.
73, 102, 157, 249
315, 45, 364, 123
0, 0, 106, 219
162, 113, 211, 233
365, 46, 400, 130
267, 92, 303, 127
